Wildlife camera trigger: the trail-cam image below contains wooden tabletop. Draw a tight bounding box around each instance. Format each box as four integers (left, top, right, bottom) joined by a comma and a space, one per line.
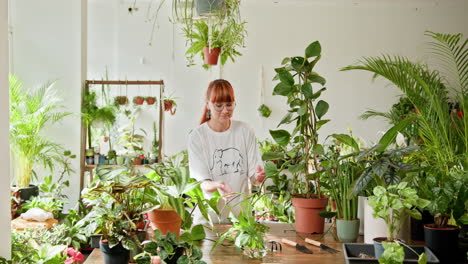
85, 222, 356, 264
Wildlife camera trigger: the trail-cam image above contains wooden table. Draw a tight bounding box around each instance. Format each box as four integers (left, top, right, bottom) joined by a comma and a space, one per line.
85, 223, 358, 264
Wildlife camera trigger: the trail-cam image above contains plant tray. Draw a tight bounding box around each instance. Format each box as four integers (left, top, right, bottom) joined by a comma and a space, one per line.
343, 243, 440, 264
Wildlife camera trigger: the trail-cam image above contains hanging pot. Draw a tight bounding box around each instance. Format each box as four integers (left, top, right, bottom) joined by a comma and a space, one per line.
203, 47, 221, 65
195, 0, 225, 16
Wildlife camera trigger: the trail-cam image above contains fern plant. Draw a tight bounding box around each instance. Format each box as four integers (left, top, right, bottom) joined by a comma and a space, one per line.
341, 31, 468, 227
9, 75, 71, 188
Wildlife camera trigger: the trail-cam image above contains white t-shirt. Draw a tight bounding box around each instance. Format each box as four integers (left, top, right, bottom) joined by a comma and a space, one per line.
187, 120, 263, 223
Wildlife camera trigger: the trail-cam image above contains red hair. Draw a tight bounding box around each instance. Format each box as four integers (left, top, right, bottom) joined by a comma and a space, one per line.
200, 79, 235, 124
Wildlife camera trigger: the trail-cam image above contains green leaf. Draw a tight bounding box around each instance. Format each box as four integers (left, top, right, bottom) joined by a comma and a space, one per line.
298, 102, 308, 116
308, 73, 326, 85
372, 159, 390, 177
311, 87, 326, 99
312, 144, 324, 155
288, 163, 305, 173
316, 119, 331, 130
291, 57, 307, 72
318, 211, 336, 218
305, 41, 321, 58
281, 57, 291, 65
262, 152, 284, 161
330, 134, 360, 151
278, 70, 295, 86
191, 224, 206, 241
315, 100, 329, 119
273, 82, 293, 96
277, 112, 293, 127
265, 161, 279, 177
383, 167, 401, 186
269, 129, 291, 146
377, 118, 414, 152
301, 83, 314, 99
418, 252, 427, 264
353, 167, 374, 194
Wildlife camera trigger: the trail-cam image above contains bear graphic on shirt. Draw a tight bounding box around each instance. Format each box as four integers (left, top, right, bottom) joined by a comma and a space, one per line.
210, 148, 243, 177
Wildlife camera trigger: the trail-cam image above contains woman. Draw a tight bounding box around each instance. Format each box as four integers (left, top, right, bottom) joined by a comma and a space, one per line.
188, 79, 266, 223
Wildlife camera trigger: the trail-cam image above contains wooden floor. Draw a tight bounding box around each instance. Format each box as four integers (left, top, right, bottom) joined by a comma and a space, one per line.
85, 222, 358, 264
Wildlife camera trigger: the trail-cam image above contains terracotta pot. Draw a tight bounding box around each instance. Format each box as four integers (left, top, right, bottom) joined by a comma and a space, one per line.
146, 97, 156, 105
147, 209, 181, 237
133, 157, 143, 165
292, 195, 328, 234
203, 47, 221, 65
134, 97, 145, 105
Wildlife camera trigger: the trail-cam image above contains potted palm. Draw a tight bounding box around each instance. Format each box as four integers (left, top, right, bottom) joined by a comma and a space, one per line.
268, 40, 330, 233
342, 31, 468, 263
9, 75, 71, 201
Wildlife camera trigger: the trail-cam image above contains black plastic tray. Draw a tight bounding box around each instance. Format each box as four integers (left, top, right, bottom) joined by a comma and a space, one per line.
343, 243, 440, 264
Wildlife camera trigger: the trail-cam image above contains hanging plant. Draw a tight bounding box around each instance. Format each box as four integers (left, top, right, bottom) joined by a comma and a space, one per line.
114, 96, 128, 106
133, 96, 145, 105
146, 96, 157, 105
258, 104, 272, 118
164, 99, 177, 115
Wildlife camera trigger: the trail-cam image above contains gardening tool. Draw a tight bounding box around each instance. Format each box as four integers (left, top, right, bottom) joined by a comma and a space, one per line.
304, 238, 339, 253
281, 238, 313, 254
268, 240, 282, 252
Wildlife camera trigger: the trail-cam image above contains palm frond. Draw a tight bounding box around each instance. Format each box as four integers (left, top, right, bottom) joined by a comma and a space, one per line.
425, 31, 468, 92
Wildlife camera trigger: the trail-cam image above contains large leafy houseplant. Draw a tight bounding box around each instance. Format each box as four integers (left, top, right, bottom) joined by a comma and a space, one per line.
368, 182, 430, 242
145, 159, 220, 231
269, 40, 329, 197
9, 75, 71, 189
341, 31, 468, 227
80, 166, 153, 251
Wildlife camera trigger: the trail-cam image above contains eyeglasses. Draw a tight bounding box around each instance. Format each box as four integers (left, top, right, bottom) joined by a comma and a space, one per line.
211, 102, 236, 112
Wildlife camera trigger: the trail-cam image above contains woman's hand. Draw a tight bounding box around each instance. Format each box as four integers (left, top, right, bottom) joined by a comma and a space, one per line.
200, 180, 234, 200
216, 181, 235, 200
255, 165, 266, 184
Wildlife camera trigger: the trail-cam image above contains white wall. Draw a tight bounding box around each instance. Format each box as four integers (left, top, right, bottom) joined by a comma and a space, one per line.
88, 0, 468, 156
9, 0, 86, 209
9, 0, 468, 209
1, 0, 11, 259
